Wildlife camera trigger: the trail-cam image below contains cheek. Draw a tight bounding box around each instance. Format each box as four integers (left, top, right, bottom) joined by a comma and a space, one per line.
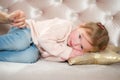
68, 34, 74, 44
73, 46, 81, 51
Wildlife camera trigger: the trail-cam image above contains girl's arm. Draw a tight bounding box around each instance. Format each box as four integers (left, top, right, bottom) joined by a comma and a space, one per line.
69, 49, 84, 58
39, 37, 72, 61
37, 19, 73, 61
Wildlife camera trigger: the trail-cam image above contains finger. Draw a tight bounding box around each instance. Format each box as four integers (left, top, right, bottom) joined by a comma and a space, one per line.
9, 11, 19, 19
18, 23, 27, 28
19, 10, 26, 18
9, 10, 25, 20
12, 21, 25, 27
13, 17, 26, 23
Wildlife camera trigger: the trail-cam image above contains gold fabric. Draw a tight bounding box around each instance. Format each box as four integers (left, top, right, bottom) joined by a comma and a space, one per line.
68, 46, 120, 65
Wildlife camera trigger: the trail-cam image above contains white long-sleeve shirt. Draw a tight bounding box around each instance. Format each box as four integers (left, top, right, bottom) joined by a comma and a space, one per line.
26, 18, 73, 61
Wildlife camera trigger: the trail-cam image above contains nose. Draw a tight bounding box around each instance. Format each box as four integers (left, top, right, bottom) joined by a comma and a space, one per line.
73, 39, 81, 46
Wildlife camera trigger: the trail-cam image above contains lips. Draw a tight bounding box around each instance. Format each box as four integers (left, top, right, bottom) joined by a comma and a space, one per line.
69, 40, 72, 46
67, 40, 72, 47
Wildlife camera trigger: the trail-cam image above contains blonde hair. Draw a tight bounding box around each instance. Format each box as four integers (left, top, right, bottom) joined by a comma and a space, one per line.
80, 22, 109, 52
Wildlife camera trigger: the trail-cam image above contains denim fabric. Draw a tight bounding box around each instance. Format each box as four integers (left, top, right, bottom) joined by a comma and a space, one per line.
0, 27, 32, 50
0, 27, 39, 63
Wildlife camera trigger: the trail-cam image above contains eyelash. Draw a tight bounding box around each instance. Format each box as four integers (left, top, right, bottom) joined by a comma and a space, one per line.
81, 45, 83, 50
79, 34, 81, 39
79, 34, 83, 50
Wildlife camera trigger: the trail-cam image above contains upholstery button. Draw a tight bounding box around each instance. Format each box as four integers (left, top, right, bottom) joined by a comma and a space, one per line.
50, 0, 63, 5
66, 10, 79, 20
63, 0, 89, 12
105, 13, 113, 21
0, 6, 8, 12
30, 9, 43, 19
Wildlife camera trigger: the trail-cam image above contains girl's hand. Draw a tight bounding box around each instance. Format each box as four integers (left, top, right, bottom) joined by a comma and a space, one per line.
69, 49, 83, 58
8, 10, 26, 28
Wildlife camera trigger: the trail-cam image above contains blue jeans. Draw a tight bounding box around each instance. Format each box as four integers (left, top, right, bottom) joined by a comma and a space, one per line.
0, 27, 39, 63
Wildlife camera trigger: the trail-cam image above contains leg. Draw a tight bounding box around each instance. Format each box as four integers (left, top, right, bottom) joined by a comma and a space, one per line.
0, 44, 40, 63
0, 27, 32, 51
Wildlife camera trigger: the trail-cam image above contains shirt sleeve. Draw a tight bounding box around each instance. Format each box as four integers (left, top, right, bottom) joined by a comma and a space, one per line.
38, 19, 73, 60
39, 38, 72, 60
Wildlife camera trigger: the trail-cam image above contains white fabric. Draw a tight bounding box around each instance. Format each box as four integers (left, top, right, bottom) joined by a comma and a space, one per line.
0, 0, 120, 80
0, 60, 120, 80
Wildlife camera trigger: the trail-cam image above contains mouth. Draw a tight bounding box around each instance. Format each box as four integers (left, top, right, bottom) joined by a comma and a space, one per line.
67, 38, 72, 47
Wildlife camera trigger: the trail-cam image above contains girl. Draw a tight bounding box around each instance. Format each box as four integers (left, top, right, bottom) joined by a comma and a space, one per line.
0, 10, 109, 63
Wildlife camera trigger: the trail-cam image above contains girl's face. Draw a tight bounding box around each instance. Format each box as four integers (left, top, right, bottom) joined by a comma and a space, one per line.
67, 27, 93, 53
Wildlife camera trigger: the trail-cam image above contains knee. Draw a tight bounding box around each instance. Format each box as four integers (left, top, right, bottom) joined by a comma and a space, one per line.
11, 28, 32, 50
11, 42, 31, 51
19, 45, 40, 63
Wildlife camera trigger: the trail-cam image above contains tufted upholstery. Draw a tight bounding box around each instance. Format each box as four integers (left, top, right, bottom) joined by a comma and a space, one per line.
0, 0, 120, 47
0, 1, 120, 80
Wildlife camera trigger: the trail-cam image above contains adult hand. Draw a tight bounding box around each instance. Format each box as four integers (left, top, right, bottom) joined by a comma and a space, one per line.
0, 11, 10, 24
8, 10, 26, 28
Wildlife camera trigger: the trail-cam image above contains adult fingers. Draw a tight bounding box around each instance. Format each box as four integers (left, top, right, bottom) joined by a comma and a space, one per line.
18, 23, 27, 28
13, 17, 26, 23
12, 21, 25, 27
